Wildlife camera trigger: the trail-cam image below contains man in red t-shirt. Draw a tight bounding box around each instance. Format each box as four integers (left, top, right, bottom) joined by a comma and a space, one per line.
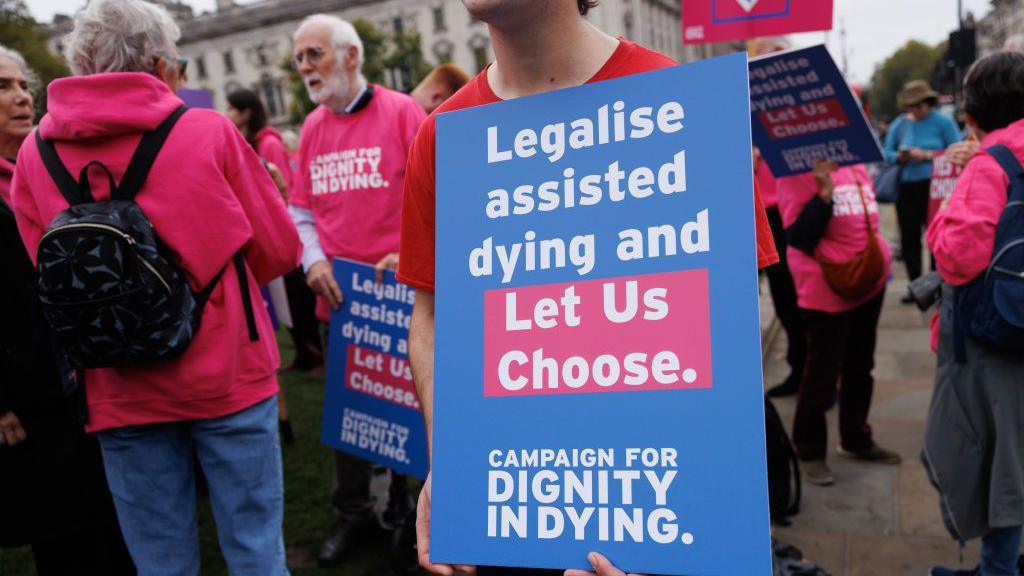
289, 14, 426, 569
397, 1, 778, 573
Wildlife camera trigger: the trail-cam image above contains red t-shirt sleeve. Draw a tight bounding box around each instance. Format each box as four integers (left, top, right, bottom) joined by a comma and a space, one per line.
754, 180, 779, 269
397, 115, 437, 292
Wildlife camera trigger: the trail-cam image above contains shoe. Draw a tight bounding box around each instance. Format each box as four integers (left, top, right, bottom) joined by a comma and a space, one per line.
837, 443, 902, 465
801, 460, 835, 486
929, 566, 978, 576
317, 521, 364, 567
766, 376, 800, 398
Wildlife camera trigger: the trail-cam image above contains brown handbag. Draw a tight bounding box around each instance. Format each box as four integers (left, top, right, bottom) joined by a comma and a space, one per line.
815, 175, 887, 300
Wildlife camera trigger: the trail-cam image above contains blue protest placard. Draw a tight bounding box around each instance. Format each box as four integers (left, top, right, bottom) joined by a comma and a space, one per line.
320, 258, 427, 479
431, 52, 771, 575
750, 44, 882, 177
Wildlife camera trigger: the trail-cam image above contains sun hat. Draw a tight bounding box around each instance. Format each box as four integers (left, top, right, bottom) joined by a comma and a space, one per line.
899, 80, 940, 109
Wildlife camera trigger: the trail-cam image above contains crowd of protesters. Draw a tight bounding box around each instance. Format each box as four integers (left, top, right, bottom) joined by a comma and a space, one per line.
0, 1, 1022, 576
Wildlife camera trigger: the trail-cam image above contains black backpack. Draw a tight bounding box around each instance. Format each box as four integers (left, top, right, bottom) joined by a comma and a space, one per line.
765, 397, 801, 525
33, 106, 258, 369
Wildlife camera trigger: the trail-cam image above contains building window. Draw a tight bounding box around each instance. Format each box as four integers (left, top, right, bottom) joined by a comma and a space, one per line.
260, 74, 281, 118
433, 39, 454, 63
433, 5, 446, 32
256, 44, 268, 67
469, 34, 489, 72
623, 10, 633, 39
393, 16, 404, 34
223, 49, 235, 74
196, 55, 207, 80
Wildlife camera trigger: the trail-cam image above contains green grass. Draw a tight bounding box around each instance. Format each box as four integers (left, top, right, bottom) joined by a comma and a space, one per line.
1, 331, 394, 576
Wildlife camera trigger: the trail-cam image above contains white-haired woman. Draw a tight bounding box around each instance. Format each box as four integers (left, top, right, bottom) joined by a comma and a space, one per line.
0, 45, 135, 575
9, 1, 300, 574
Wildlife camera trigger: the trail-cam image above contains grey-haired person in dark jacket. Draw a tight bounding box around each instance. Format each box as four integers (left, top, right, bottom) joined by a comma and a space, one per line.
0, 43, 134, 576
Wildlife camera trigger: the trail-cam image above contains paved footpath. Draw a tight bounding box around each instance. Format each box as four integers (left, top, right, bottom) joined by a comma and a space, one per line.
762, 245, 985, 575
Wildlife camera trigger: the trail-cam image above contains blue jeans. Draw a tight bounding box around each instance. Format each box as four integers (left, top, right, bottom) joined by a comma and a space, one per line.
982, 525, 1022, 576
97, 396, 288, 576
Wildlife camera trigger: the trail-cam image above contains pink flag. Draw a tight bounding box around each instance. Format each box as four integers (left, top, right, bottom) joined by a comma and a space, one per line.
683, 0, 834, 45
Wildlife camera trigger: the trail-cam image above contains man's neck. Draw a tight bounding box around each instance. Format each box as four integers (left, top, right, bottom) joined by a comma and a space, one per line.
327, 77, 368, 115
486, 11, 619, 100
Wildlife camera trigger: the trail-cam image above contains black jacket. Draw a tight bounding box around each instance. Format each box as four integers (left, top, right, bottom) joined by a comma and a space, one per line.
0, 195, 102, 547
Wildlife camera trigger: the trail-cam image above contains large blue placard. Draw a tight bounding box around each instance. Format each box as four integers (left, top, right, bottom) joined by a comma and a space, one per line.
750, 44, 883, 177
431, 53, 771, 574
320, 257, 427, 479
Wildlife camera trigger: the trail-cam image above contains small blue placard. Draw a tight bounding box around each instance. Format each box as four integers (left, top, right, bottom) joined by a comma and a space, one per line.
750, 44, 883, 177
431, 53, 771, 575
320, 257, 427, 479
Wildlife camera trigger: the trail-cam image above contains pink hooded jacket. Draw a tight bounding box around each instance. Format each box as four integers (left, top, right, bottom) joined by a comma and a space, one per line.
11, 73, 301, 432
926, 117, 1024, 349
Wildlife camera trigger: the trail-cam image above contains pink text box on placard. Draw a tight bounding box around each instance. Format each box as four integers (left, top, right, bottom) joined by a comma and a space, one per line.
683, 0, 834, 45
345, 344, 421, 410
483, 269, 712, 397
758, 98, 850, 140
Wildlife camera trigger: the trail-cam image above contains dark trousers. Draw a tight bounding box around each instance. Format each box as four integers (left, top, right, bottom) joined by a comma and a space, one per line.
319, 323, 404, 527
793, 291, 884, 461
284, 267, 323, 370
29, 435, 135, 576
764, 207, 806, 381
896, 179, 931, 280
32, 524, 135, 576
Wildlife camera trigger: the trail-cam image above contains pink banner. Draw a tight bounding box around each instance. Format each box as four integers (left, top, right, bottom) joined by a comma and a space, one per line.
483, 270, 712, 397
683, 0, 834, 45
928, 152, 963, 224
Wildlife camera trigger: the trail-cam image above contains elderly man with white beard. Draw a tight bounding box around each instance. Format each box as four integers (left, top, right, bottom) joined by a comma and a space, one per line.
288, 14, 426, 571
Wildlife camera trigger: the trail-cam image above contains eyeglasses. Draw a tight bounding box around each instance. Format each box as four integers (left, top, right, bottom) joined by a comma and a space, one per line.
177, 57, 189, 76
292, 46, 327, 68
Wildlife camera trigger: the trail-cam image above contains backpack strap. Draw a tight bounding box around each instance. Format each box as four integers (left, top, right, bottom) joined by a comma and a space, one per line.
77, 160, 119, 205
985, 144, 1024, 199
35, 130, 92, 205
115, 105, 188, 201
233, 252, 259, 342
190, 251, 259, 343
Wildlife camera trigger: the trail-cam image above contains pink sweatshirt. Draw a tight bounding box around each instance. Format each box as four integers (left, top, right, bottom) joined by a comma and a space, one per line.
256, 125, 293, 198
777, 164, 892, 313
926, 117, 1024, 348
11, 73, 300, 432
291, 85, 425, 321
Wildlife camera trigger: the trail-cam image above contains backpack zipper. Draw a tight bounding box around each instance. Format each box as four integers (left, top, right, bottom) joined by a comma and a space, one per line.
986, 238, 1024, 282
40, 222, 172, 293
136, 254, 171, 292
40, 222, 136, 245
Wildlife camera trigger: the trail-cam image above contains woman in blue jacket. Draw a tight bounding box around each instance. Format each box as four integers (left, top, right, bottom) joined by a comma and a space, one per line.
883, 80, 961, 296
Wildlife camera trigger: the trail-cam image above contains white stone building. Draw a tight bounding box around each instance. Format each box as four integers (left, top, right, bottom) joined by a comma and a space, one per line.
976, 0, 1024, 56
48, 0, 696, 128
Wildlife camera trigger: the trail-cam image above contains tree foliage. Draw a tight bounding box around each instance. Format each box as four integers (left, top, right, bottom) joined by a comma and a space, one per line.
869, 40, 944, 122
286, 18, 430, 125
0, 0, 69, 120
